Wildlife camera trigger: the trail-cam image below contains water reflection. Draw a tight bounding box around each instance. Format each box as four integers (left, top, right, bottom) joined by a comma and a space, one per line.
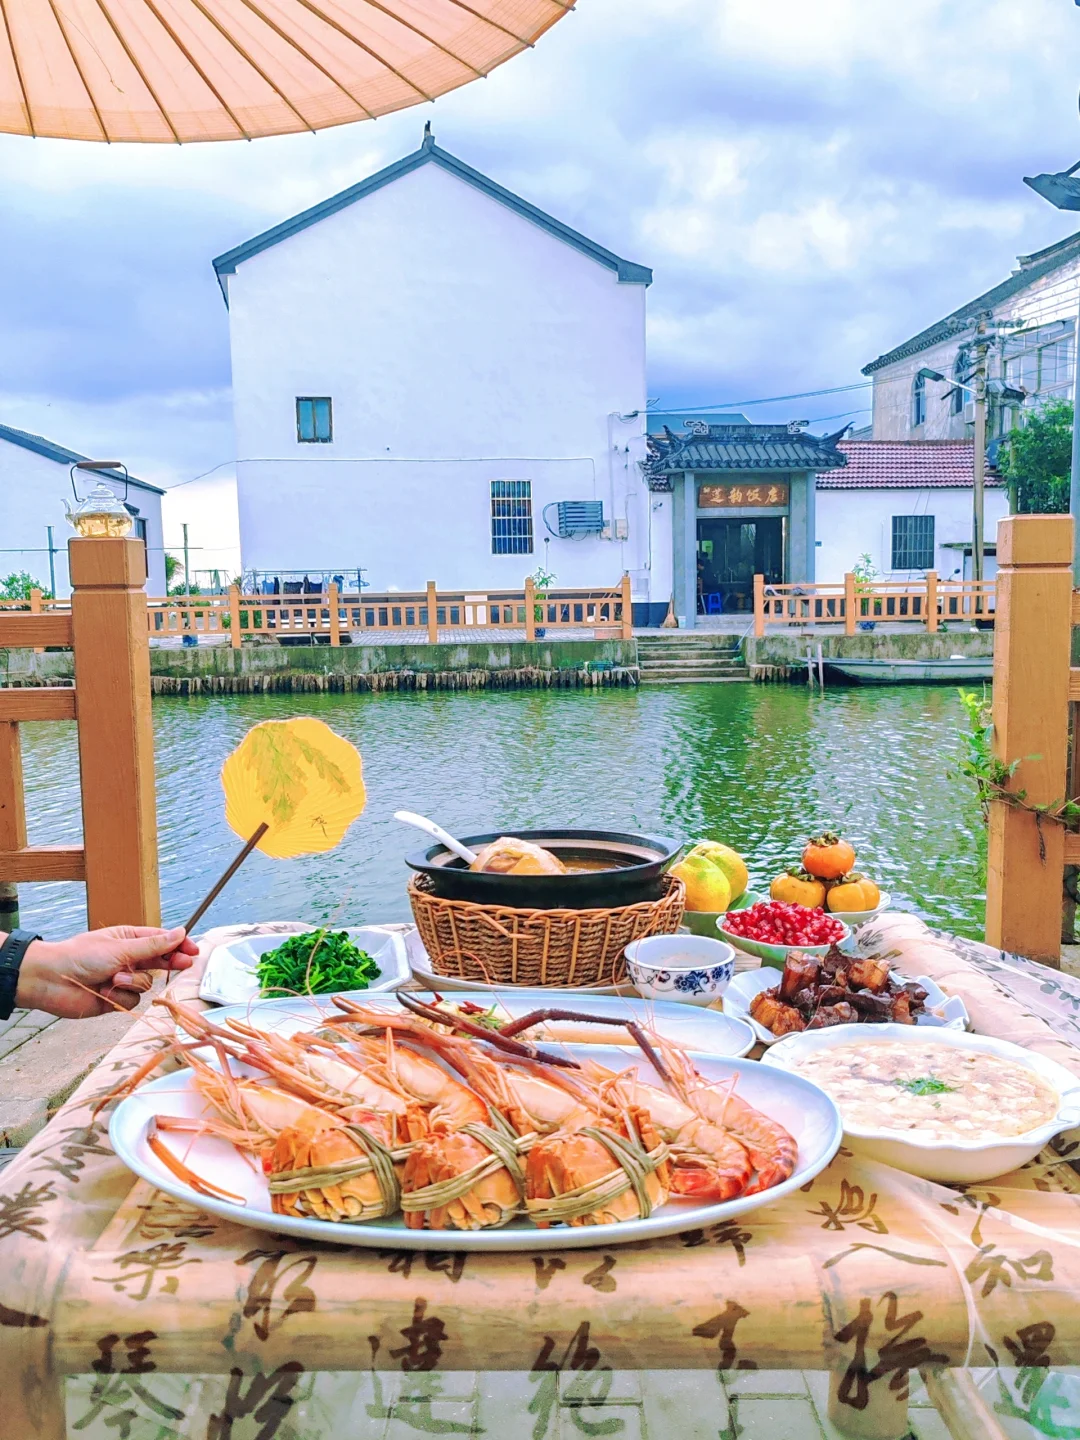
16, 684, 984, 941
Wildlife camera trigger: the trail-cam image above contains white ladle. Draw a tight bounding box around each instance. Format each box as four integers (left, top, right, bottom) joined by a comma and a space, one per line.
394, 810, 479, 867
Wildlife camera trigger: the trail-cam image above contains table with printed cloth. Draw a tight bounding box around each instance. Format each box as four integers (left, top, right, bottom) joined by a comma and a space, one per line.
5, 913, 1080, 1440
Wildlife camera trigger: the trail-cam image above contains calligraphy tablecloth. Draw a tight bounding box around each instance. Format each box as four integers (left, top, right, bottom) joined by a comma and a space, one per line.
5, 915, 1080, 1440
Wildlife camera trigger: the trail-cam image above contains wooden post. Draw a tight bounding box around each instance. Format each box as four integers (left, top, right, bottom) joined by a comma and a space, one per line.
620, 573, 633, 640
30, 587, 42, 654
985, 515, 1073, 964
925, 570, 938, 633
69, 537, 161, 928
328, 582, 340, 647
525, 576, 536, 642
228, 584, 242, 649
0, 722, 26, 933
844, 572, 857, 636
426, 581, 438, 645
753, 574, 765, 637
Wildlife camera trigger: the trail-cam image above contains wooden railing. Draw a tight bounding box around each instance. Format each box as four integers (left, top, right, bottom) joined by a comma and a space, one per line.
753, 572, 996, 635
146, 575, 634, 647
0, 538, 160, 930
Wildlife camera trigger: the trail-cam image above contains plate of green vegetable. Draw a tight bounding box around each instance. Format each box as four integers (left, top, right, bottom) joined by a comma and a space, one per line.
199, 925, 410, 1006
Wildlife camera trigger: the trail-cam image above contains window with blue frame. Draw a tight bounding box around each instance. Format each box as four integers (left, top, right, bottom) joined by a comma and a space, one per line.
490, 480, 534, 554
296, 397, 333, 443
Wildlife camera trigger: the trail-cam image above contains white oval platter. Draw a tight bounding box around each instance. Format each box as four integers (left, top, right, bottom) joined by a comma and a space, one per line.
724, 970, 970, 1047
199, 926, 411, 1007
203, 990, 757, 1060
109, 1043, 841, 1252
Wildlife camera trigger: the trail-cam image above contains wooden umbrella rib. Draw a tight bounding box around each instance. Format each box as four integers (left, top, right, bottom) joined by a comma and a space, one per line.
43, 0, 109, 138
284, 0, 436, 103
137, 0, 250, 137
185, 0, 319, 131
347, 0, 483, 77
437, 0, 533, 45
0, 0, 35, 134
88, 0, 183, 141
232, 0, 376, 118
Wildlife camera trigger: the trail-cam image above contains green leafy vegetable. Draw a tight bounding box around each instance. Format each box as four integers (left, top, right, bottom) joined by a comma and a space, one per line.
894, 1076, 956, 1096
256, 929, 379, 996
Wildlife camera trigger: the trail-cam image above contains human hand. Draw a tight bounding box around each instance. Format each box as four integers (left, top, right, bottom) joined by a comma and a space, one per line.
17, 926, 199, 1019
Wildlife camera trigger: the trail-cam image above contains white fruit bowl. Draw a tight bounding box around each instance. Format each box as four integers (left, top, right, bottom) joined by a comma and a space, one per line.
761, 1024, 1080, 1183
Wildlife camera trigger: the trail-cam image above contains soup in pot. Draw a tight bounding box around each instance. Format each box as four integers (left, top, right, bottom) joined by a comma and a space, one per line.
790, 1041, 1059, 1143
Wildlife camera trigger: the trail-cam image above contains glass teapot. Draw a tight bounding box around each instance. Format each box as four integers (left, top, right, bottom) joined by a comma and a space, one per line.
63, 462, 133, 538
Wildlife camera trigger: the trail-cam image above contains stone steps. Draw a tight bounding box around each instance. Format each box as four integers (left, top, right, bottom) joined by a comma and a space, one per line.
637, 635, 749, 683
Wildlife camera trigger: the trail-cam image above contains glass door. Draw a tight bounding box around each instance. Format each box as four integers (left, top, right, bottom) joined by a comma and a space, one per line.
697, 517, 784, 614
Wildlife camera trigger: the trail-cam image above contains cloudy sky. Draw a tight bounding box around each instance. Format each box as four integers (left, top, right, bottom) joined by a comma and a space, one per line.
2, 0, 1079, 562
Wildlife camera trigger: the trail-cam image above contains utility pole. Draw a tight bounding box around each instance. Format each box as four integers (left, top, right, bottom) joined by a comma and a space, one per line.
971, 318, 989, 590
45, 525, 56, 597
183, 523, 191, 595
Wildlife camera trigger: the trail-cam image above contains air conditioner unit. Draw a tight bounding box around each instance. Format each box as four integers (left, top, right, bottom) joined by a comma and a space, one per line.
556, 501, 605, 537
963, 401, 976, 424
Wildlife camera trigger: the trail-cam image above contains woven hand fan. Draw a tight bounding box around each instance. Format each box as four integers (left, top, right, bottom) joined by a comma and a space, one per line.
176, 719, 365, 945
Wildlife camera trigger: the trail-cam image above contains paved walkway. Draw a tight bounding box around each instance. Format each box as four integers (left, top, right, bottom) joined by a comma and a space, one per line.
0, 1005, 56, 1062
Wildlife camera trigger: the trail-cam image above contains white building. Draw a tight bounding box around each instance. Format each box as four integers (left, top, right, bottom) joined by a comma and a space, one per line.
213, 132, 656, 605
0, 423, 166, 596
864, 232, 1080, 443
816, 440, 1009, 583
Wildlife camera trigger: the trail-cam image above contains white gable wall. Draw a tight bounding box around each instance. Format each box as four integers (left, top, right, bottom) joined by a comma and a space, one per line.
816, 485, 1009, 583
0, 439, 166, 596
226, 162, 650, 594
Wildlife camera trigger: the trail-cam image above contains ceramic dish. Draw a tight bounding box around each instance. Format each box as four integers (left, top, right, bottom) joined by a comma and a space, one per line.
407, 944, 636, 996
761, 1023, 1080, 1183
199, 990, 757, 1060
110, 1043, 841, 1251
199, 926, 411, 1006
623, 936, 736, 1006
724, 969, 970, 1047
823, 892, 892, 928
682, 890, 762, 938
715, 917, 853, 970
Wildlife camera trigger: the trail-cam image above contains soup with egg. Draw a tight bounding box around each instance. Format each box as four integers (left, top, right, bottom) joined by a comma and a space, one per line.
790, 1041, 1059, 1144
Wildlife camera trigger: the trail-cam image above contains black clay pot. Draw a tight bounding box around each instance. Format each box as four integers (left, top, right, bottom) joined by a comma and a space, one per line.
406, 829, 682, 911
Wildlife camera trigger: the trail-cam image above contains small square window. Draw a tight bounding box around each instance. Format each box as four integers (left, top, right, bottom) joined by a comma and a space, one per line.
891, 514, 935, 571
491, 480, 533, 554
297, 397, 332, 443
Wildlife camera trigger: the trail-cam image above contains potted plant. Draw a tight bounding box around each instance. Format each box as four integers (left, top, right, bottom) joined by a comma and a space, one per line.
529, 565, 556, 639
852, 553, 877, 631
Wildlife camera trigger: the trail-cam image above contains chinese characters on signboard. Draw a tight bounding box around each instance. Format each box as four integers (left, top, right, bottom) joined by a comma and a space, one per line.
698, 482, 789, 509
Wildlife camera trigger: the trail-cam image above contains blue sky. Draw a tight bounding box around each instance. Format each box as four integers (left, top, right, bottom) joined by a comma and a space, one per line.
2, 0, 1079, 529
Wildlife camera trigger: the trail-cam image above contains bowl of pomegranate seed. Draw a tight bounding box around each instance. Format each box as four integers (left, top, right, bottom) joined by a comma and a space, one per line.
717, 899, 851, 969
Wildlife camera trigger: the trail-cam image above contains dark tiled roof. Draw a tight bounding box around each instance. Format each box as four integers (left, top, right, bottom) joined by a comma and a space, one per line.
213, 136, 651, 304
0, 423, 163, 494
817, 440, 1003, 489
653, 423, 848, 474
862, 229, 1080, 374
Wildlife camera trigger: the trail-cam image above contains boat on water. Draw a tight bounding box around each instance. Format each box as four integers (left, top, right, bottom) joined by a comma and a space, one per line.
821, 656, 993, 686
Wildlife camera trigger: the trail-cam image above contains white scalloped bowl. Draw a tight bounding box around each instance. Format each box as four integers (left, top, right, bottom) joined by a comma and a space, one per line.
761, 1024, 1080, 1183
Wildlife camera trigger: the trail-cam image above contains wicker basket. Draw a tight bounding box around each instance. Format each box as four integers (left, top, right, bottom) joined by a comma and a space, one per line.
408, 872, 685, 987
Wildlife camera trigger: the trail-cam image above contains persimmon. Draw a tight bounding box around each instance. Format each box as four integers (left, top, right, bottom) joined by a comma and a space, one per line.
802, 832, 856, 880
826, 874, 881, 913
769, 869, 826, 909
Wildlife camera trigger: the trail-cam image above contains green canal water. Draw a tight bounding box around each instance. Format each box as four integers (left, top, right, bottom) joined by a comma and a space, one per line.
16, 683, 986, 942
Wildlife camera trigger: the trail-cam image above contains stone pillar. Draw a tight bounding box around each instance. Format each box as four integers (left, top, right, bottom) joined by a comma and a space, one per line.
787, 471, 815, 583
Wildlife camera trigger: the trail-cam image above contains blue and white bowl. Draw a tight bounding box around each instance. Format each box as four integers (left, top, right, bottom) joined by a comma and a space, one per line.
623, 935, 736, 1007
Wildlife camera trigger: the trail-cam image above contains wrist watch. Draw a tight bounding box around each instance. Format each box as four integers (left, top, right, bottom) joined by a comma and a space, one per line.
0, 929, 41, 1021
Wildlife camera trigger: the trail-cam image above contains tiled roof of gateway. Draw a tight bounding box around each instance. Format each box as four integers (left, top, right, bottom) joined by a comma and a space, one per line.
862, 229, 1080, 374
817, 440, 1003, 489
653, 423, 848, 474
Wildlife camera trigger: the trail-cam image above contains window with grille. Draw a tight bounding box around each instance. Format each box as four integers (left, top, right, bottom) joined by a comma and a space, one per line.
891, 514, 935, 571
490, 480, 534, 554
951, 355, 966, 415
296, 397, 332, 443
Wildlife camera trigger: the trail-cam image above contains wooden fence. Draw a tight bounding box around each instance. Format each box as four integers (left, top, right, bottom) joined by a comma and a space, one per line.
753, 573, 996, 635
144, 576, 633, 646
0, 538, 160, 930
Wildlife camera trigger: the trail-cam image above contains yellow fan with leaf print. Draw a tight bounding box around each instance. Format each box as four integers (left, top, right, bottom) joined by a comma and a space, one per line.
222, 717, 366, 859
173, 719, 366, 949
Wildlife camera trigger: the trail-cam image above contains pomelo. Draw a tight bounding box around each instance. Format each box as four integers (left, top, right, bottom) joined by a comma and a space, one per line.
687, 842, 749, 903
670, 853, 732, 914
